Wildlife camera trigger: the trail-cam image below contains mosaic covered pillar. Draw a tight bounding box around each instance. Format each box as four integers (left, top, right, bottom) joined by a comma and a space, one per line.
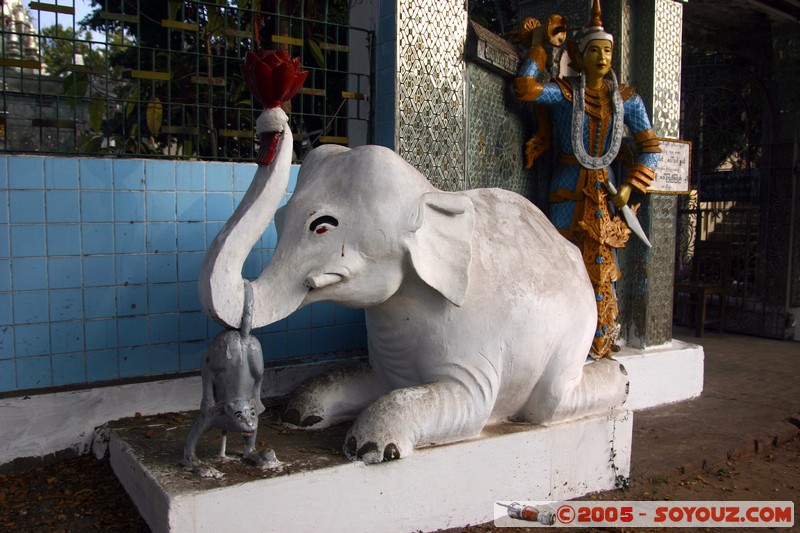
464, 22, 533, 198
617, 0, 683, 348
390, 0, 468, 191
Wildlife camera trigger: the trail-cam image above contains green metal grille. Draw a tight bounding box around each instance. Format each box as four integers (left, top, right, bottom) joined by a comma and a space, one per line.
0, 0, 372, 161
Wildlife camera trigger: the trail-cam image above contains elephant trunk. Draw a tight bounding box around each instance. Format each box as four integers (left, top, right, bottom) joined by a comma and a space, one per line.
199, 108, 304, 329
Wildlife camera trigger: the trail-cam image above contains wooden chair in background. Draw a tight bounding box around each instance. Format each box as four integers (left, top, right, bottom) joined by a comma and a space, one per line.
675, 240, 732, 337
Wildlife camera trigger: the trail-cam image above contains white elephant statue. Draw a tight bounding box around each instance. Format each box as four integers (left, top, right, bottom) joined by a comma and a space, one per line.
199, 107, 629, 464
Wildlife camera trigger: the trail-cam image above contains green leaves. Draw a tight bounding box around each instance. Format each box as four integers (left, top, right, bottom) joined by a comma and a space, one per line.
62, 71, 89, 102
76, 131, 104, 153
146, 97, 163, 135
307, 37, 324, 67
88, 99, 105, 131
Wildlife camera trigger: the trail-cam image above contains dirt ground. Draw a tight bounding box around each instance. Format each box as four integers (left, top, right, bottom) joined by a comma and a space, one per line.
442, 435, 799, 533
0, 453, 150, 532
1, 435, 797, 532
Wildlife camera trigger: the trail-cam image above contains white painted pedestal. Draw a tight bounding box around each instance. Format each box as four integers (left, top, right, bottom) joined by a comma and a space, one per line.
0, 338, 702, 532
104, 339, 702, 533
616, 338, 705, 410
109, 410, 632, 533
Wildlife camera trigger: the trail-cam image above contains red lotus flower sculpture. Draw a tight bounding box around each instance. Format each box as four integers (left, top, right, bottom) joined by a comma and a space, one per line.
242, 49, 308, 165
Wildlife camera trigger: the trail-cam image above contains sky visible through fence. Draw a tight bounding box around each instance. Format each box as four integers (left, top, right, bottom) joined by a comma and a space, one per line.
22, 0, 93, 27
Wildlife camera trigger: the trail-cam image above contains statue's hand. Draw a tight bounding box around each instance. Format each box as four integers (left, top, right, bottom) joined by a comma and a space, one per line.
612, 183, 632, 209
529, 25, 547, 48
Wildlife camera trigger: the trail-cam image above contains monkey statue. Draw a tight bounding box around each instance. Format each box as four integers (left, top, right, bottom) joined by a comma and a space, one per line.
183, 282, 277, 478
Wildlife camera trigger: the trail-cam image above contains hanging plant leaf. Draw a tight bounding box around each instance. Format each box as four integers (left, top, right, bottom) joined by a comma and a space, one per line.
126, 86, 139, 118
88, 99, 104, 132
62, 71, 89, 101
146, 97, 163, 135
169, 1, 181, 20
205, 3, 224, 35
307, 37, 324, 67
77, 132, 104, 153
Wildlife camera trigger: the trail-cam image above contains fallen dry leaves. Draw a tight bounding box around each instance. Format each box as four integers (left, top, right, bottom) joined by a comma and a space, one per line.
0, 454, 149, 532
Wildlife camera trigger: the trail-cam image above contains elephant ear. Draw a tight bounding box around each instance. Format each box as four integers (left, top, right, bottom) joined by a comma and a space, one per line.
407, 192, 475, 306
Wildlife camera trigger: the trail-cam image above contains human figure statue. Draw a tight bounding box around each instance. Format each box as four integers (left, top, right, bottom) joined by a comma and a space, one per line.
513, 0, 661, 358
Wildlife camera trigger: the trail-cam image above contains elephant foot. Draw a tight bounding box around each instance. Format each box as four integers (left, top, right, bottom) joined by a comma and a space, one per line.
604, 358, 630, 404
344, 437, 402, 464
579, 357, 631, 411
283, 363, 385, 430
343, 419, 412, 464
283, 408, 324, 428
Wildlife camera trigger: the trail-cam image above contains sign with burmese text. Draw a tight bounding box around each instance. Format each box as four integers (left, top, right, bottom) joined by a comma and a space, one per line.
650, 138, 691, 194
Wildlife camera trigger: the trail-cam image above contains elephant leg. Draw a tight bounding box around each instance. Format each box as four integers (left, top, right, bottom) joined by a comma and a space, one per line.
519, 358, 630, 425
284, 362, 390, 428
344, 381, 492, 464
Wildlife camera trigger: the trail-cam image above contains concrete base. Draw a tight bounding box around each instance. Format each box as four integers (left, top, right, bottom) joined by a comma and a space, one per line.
108, 409, 632, 533
0, 376, 201, 468
1, 340, 703, 530
0, 339, 702, 470
616, 338, 704, 411
0, 356, 358, 467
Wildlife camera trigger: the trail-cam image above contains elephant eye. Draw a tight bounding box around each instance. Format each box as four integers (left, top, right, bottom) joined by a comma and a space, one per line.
309, 215, 339, 235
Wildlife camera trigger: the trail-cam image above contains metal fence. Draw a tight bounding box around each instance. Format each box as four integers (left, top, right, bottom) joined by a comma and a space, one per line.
675, 142, 795, 339
0, 0, 372, 161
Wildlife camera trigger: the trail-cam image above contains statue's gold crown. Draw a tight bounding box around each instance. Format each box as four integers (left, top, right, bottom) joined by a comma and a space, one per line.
579, 0, 614, 53
588, 0, 604, 28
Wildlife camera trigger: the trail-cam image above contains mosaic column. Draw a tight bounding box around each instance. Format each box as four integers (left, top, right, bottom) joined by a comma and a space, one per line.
392, 0, 468, 191
617, 0, 683, 348
464, 22, 533, 198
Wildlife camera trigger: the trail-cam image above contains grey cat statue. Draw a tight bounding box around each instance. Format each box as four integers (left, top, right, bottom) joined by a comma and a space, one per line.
183, 282, 278, 478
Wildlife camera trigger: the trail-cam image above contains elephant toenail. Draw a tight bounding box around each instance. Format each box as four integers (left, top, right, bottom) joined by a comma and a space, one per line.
383, 443, 400, 461
346, 436, 357, 456
301, 415, 323, 427
619, 363, 628, 376
283, 409, 301, 425
357, 441, 379, 459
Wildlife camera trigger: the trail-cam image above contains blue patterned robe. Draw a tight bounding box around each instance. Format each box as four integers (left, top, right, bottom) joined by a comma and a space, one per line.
514, 57, 661, 357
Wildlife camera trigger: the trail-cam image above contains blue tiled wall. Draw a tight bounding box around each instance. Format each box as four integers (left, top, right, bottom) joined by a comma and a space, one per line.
0, 155, 367, 394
